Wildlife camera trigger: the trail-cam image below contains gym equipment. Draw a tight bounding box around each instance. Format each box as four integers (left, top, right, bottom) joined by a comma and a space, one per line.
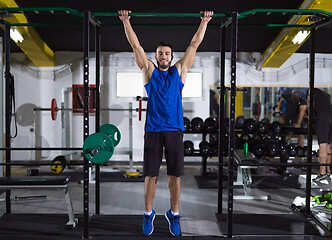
51, 155, 67, 174
235, 116, 245, 129
272, 105, 283, 117
288, 144, 297, 157
0, 176, 78, 229
296, 146, 305, 157
33, 98, 146, 121
83, 124, 121, 164
252, 143, 265, 158
191, 117, 204, 133
199, 140, 211, 156
183, 117, 191, 132
263, 137, 280, 158
234, 149, 270, 200
183, 140, 194, 155
270, 121, 282, 134
257, 121, 268, 134
209, 133, 218, 146
280, 144, 290, 160
243, 118, 257, 134
204, 117, 218, 133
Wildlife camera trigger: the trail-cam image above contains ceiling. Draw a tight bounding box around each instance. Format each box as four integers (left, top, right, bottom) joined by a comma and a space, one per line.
3, 0, 332, 54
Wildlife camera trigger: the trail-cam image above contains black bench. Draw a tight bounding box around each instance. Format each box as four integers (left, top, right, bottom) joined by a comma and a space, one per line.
0, 176, 78, 228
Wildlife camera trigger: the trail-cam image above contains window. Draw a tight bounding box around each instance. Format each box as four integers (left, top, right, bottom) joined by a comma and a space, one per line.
183, 72, 203, 98
116, 72, 143, 98
116, 71, 202, 98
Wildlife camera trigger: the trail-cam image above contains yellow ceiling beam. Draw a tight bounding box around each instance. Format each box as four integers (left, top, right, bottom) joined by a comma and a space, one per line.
0, 0, 54, 67
258, 0, 332, 69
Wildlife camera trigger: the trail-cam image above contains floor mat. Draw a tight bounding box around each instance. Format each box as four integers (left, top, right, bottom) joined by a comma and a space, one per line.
0, 213, 212, 239
216, 213, 319, 235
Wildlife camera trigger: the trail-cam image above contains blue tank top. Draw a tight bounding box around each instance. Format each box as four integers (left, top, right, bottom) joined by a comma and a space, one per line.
144, 66, 185, 132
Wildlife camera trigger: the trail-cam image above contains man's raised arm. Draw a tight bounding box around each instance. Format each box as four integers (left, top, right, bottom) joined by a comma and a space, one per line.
176, 11, 213, 82
118, 10, 153, 80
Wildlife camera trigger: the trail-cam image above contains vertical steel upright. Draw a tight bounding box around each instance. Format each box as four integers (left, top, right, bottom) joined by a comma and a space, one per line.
95, 25, 101, 215
4, 24, 11, 214
83, 10, 90, 239
305, 27, 315, 215
227, 12, 238, 238
218, 24, 226, 214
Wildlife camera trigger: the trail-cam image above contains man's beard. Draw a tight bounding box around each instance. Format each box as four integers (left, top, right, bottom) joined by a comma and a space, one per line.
157, 60, 171, 70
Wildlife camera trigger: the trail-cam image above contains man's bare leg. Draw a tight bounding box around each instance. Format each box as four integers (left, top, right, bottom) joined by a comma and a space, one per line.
168, 176, 180, 212
319, 143, 328, 175
327, 144, 331, 173
145, 176, 157, 212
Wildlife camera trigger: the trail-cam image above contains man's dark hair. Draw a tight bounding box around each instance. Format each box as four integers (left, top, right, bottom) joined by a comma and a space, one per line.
155, 42, 174, 60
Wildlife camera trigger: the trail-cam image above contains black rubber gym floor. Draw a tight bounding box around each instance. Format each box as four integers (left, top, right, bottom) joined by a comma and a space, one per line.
0, 213, 328, 240
0, 213, 220, 239
216, 213, 319, 235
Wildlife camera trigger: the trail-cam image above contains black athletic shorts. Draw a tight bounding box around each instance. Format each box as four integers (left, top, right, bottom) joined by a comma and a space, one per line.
143, 131, 184, 177
315, 116, 332, 145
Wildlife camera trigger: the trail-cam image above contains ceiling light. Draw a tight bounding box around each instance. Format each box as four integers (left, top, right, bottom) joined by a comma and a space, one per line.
292, 30, 310, 44
10, 28, 24, 43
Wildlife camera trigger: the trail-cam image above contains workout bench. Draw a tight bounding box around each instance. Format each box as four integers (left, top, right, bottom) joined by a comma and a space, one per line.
234, 149, 270, 200
0, 175, 78, 229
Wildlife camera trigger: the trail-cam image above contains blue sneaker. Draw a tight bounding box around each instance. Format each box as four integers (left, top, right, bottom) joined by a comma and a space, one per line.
165, 209, 181, 236
142, 209, 155, 236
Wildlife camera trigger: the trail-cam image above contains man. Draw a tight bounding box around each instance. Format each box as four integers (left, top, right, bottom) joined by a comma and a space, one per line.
275, 88, 307, 146
118, 10, 213, 236
306, 88, 332, 182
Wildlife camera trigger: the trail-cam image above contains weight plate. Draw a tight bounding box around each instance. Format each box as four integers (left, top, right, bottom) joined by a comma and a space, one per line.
100, 124, 121, 147
83, 132, 114, 164
51, 155, 66, 174
51, 98, 57, 121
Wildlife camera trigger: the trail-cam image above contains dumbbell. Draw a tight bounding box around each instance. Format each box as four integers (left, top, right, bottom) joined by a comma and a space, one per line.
183, 117, 191, 132
191, 117, 204, 133
209, 134, 218, 146
183, 140, 194, 155
273, 105, 283, 117
288, 144, 297, 157
266, 143, 281, 158
257, 118, 269, 134
243, 118, 257, 134
263, 138, 280, 158
204, 117, 218, 133
270, 121, 282, 134
280, 144, 290, 161
252, 141, 265, 158
296, 146, 305, 157
199, 140, 211, 156
83, 124, 121, 164
235, 116, 246, 129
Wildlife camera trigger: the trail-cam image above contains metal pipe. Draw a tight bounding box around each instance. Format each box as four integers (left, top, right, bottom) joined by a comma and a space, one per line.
305, 27, 316, 217
93, 12, 227, 17
227, 12, 238, 239
218, 23, 225, 214
83, 10, 90, 239
95, 24, 101, 215
4, 23, 11, 214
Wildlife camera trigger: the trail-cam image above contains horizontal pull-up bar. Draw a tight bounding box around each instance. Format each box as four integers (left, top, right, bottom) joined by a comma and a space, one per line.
0, 7, 83, 17
239, 8, 332, 19
93, 12, 227, 17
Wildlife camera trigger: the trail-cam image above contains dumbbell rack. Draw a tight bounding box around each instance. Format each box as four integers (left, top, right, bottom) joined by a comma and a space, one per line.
184, 130, 217, 176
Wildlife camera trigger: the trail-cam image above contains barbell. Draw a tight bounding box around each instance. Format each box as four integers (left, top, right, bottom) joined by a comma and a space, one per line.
33, 98, 147, 121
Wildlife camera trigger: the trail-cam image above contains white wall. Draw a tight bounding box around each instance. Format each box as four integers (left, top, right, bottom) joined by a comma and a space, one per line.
8, 51, 332, 162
